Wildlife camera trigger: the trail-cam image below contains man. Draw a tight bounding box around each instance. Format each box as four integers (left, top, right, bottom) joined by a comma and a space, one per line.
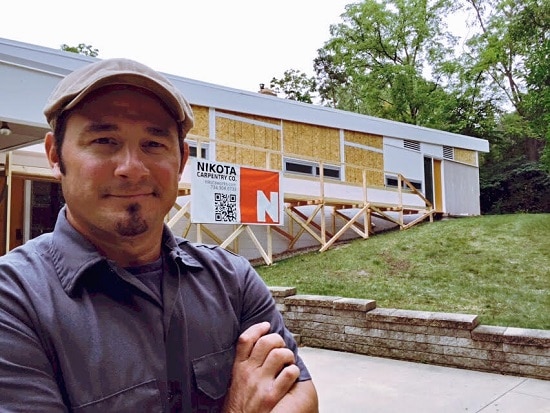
0, 58, 318, 412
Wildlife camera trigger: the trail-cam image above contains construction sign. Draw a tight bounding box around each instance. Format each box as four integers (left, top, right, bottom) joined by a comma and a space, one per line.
190, 159, 283, 225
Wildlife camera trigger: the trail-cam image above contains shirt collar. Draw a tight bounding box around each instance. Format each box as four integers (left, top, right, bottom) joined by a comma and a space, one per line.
50, 207, 203, 296
50, 207, 105, 296
162, 227, 203, 270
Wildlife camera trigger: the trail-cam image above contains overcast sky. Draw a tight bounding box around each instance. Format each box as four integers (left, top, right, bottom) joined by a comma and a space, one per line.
2, 0, 352, 92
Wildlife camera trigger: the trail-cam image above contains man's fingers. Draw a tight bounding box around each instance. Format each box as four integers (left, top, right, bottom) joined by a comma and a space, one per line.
247, 333, 286, 366
272, 364, 300, 398
234, 321, 271, 362
226, 322, 302, 412
262, 347, 296, 377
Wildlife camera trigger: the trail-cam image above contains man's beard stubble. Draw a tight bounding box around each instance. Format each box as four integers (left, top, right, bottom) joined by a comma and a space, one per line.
115, 202, 149, 237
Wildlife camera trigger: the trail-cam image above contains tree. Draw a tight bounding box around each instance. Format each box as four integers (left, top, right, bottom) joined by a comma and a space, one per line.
269, 69, 318, 103
512, 0, 550, 170
60, 43, 99, 57
313, 0, 459, 125
312, 47, 351, 108
461, 0, 548, 163
463, 0, 524, 111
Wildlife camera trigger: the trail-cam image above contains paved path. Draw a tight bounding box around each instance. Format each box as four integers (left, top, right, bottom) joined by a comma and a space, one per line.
299, 347, 550, 412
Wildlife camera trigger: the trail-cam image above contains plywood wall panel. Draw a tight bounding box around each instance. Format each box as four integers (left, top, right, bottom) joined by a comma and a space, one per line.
344, 146, 384, 186
189, 105, 209, 138
283, 121, 340, 163
215, 112, 282, 169
454, 148, 477, 166
344, 130, 383, 149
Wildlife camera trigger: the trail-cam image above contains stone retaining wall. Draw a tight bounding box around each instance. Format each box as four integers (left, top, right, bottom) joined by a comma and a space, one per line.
269, 287, 550, 381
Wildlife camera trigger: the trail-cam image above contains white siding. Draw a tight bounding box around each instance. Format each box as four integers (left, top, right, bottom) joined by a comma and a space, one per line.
383, 143, 424, 180
444, 161, 481, 215
422, 143, 443, 158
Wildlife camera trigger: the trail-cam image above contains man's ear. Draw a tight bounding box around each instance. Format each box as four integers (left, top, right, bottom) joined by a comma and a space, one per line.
44, 132, 62, 180
178, 141, 189, 179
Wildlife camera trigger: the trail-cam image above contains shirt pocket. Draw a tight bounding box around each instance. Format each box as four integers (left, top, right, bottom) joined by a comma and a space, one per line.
72, 379, 163, 413
192, 345, 235, 400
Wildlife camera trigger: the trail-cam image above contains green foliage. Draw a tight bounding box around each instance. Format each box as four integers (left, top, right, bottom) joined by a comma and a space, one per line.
60, 43, 99, 57
514, 0, 550, 171
313, 0, 456, 124
460, 0, 548, 167
463, 0, 526, 111
312, 48, 350, 108
480, 110, 550, 213
269, 69, 317, 103
257, 214, 550, 329
480, 156, 550, 213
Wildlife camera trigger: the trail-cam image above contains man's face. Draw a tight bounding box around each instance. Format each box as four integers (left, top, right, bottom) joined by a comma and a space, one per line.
46, 85, 187, 243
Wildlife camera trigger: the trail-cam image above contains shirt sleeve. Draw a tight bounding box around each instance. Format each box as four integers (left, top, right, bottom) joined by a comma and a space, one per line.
237, 256, 312, 382
0, 262, 68, 412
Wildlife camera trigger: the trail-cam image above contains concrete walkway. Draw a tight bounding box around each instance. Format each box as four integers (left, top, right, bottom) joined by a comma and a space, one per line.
299, 347, 550, 413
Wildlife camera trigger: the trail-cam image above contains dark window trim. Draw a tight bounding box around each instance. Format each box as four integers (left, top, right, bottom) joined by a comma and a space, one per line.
187, 141, 209, 159
284, 158, 341, 180
385, 175, 422, 191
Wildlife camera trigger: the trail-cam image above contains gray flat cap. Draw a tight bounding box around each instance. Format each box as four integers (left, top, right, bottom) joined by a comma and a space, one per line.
44, 58, 194, 136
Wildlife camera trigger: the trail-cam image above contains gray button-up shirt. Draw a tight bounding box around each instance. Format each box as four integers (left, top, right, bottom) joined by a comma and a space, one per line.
0, 209, 310, 412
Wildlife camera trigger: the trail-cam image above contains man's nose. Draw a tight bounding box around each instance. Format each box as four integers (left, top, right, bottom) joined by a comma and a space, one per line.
114, 148, 150, 179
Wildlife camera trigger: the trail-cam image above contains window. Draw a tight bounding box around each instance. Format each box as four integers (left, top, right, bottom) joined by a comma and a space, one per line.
316, 165, 341, 179
385, 175, 422, 191
30, 181, 64, 239
187, 142, 209, 159
286, 160, 314, 175
284, 158, 341, 179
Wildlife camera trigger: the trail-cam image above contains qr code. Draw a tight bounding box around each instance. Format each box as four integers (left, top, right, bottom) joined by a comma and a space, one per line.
214, 193, 238, 222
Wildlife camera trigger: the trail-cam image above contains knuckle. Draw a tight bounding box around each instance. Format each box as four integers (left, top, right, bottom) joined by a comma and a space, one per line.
277, 364, 300, 385
237, 332, 253, 346
272, 347, 294, 361
263, 392, 280, 410
256, 333, 283, 350
265, 333, 286, 346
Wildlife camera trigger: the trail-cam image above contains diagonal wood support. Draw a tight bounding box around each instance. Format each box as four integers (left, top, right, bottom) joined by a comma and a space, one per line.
220, 224, 272, 265
285, 204, 325, 249
319, 205, 370, 252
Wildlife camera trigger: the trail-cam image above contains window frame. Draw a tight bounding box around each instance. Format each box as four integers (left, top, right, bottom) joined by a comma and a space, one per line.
283, 157, 341, 180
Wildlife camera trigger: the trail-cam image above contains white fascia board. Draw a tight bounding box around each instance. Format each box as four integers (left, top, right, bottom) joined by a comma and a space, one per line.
0, 37, 96, 77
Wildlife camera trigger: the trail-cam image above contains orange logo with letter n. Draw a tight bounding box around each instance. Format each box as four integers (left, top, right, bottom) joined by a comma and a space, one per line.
239, 167, 281, 224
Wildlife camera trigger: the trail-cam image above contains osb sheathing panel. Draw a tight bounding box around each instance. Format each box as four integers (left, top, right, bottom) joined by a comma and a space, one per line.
344, 146, 384, 186
218, 110, 280, 126
216, 116, 281, 170
283, 121, 340, 164
454, 148, 477, 166
344, 130, 383, 149
189, 105, 209, 138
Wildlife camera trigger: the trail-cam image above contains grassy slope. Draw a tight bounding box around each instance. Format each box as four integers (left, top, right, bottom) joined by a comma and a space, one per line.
257, 214, 550, 329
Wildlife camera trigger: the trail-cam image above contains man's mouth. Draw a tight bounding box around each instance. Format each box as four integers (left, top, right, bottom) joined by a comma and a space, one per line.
105, 192, 157, 199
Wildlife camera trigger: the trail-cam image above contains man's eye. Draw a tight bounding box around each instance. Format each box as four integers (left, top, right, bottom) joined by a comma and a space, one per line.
145, 141, 166, 149
93, 137, 116, 145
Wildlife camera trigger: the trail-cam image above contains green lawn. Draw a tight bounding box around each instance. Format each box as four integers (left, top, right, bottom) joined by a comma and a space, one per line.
256, 213, 550, 329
